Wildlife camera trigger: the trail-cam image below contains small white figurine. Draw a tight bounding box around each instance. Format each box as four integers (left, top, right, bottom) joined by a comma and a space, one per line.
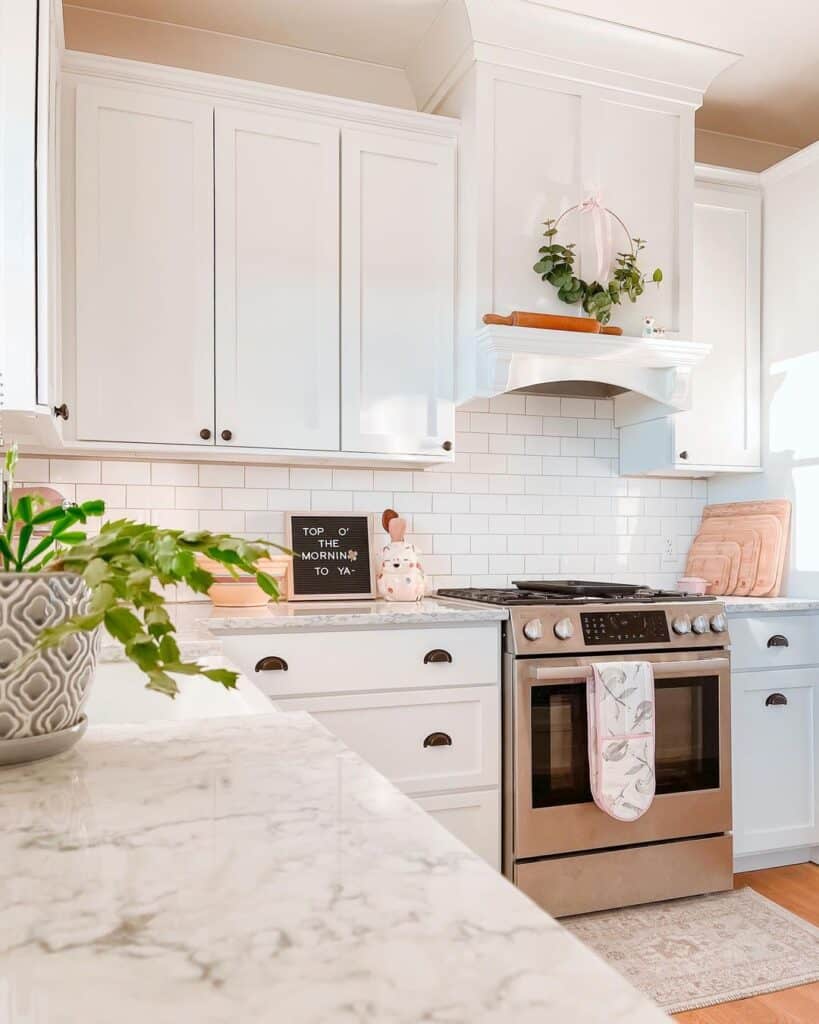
377, 509, 425, 602
641, 315, 656, 338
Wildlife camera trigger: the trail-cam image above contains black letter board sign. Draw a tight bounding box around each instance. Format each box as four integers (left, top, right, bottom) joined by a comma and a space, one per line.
285, 513, 375, 600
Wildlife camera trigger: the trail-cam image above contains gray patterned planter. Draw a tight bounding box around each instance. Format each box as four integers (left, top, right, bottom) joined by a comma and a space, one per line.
0, 573, 98, 753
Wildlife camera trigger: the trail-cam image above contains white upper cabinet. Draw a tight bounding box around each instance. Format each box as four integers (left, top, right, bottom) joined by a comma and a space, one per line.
214, 109, 340, 451
341, 129, 455, 456
619, 169, 762, 477
74, 84, 215, 445
61, 57, 457, 464
0, 0, 63, 443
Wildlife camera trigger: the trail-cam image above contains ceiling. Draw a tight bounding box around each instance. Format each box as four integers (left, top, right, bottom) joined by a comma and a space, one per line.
62, 0, 450, 68
64, 0, 819, 149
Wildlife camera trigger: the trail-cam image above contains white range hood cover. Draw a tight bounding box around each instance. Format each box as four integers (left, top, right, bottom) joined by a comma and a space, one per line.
476, 324, 711, 427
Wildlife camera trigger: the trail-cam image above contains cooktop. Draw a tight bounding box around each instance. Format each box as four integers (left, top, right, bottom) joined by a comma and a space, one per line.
436, 580, 717, 606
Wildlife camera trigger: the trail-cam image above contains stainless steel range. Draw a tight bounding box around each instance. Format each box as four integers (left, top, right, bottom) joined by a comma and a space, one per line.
437, 581, 733, 917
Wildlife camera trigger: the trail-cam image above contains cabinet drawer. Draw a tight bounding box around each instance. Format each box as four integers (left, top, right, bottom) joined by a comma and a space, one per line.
729, 614, 819, 670
416, 789, 500, 869
221, 625, 500, 698
274, 686, 499, 795
732, 668, 819, 856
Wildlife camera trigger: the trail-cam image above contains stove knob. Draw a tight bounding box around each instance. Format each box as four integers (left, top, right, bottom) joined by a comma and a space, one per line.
691, 614, 709, 635
672, 615, 692, 635
710, 613, 727, 633
554, 617, 575, 641
522, 619, 543, 641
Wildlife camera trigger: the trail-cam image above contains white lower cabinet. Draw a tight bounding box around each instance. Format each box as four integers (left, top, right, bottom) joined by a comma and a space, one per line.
232, 623, 502, 867
732, 667, 819, 857
416, 790, 500, 868
729, 610, 819, 866
273, 686, 499, 796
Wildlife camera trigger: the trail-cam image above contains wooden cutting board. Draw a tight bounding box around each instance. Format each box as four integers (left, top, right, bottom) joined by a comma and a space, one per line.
698, 520, 762, 596
701, 500, 791, 596
685, 538, 742, 595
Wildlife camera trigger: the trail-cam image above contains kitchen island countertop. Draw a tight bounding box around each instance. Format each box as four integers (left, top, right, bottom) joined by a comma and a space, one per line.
1, 713, 669, 1024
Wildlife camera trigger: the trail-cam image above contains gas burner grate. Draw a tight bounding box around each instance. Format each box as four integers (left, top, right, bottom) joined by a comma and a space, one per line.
436, 583, 717, 606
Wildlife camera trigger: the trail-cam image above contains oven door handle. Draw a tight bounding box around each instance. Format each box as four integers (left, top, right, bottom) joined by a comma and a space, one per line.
532, 657, 729, 683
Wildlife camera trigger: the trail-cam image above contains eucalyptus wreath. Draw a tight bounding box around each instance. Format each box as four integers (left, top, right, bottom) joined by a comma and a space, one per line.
533, 204, 663, 325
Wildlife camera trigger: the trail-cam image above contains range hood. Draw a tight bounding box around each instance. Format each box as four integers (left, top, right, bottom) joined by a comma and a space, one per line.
476, 324, 711, 427
411, 0, 737, 426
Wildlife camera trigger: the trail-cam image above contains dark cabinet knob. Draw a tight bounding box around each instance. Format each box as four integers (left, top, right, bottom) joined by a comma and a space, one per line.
53, 403, 69, 421
767, 634, 789, 648
199, 428, 212, 440
254, 656, 288, 672
442, 440, 453, 452
423, 731, 452, 748
221, 429, 233, 441
765, 692, 788, 707
678, 450, 689, 460
424, 649, 453, 664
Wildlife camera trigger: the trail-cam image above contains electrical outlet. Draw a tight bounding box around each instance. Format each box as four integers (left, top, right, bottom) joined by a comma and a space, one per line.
662, 536, 675, 559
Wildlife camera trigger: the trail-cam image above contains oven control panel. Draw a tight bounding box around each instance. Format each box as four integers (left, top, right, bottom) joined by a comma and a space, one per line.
581, 610, 670, 646
507, 602, 728, 655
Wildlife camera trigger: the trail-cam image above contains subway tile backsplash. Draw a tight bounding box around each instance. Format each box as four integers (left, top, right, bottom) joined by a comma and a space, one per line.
15, 396, 705, 596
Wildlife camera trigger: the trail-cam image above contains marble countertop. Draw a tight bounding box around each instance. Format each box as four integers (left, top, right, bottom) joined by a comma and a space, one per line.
0, 714, 669, 1024
203, 596, 508, 634
722, 596, 819, 613
98, 598, 506, 663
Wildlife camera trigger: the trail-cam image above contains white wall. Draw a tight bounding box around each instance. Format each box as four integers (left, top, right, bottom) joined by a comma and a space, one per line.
709, 143, 819, 596
62, 5, 417, 109
15, 394, 705, 595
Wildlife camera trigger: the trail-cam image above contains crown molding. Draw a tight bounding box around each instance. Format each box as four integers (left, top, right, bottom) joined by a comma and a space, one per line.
61, 50, 460, 138
408, 0, 740, 113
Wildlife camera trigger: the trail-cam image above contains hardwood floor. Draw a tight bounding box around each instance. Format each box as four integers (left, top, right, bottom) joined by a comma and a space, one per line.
674, 863, 819, 1024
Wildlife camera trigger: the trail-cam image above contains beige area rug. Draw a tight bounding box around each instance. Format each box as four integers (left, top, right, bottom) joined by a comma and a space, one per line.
564, 887, 819, 1014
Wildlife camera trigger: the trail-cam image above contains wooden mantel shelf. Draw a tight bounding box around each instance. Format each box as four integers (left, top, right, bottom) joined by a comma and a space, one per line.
475, 325, 712, 427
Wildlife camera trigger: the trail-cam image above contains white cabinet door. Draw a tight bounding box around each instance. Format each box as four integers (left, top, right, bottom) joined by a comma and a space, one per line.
75, 85, 214, 445
214, 109, 340, 450
416, 789, 501, 868
732, 667, 819, 856
674, 178, 761, 470
273, 686, 500, 796
341, 129, 455, 456
619, 174, 761, 476
0, 0, 60, 417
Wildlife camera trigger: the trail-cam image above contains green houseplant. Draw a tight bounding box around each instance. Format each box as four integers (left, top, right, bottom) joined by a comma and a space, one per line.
0, 445, 287, 753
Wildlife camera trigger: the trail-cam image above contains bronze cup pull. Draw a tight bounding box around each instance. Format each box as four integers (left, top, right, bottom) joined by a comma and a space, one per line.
423, 732, 452, 748
765, 692, 788, 707
424, 649, 453, 664
254, 656, 289, 672
767, 634, 789, 648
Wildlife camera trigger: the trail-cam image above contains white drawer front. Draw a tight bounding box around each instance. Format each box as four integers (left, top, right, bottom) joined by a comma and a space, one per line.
732, 667, 819, 856
416, 789, 500, 869
730, 613, 819, 671
274, 686, 499, 795
221, 625, 500, 698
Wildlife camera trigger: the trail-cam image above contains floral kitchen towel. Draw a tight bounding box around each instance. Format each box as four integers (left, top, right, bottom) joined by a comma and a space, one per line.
587, 662, 655, 821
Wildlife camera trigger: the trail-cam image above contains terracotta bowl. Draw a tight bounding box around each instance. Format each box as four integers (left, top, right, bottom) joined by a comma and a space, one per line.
196, 555, 291, 607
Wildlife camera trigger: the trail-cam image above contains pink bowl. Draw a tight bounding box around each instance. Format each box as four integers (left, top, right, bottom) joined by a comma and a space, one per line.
677, 576, 708, 596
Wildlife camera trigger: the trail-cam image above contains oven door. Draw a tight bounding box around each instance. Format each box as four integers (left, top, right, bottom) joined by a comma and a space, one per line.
511, 650, 732, 859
